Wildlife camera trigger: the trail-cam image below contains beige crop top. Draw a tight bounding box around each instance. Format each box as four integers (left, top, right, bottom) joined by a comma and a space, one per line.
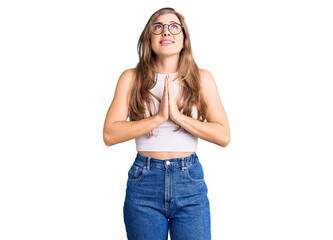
135, 72, 198, 152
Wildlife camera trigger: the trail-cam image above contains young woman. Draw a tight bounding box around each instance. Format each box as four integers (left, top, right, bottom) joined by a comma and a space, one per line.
103, 7, 230, 240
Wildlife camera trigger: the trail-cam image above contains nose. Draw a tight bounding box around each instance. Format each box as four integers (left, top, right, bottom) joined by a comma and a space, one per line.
162, 24, 170, 36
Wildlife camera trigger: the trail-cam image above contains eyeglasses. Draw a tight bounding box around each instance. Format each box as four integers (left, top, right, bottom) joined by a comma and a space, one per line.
150, 23, 184, 35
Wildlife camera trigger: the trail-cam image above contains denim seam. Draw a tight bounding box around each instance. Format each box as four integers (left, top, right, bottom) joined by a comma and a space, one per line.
134, 158, 199, 170
127, 166, 147, 182
185, 169, 205, 182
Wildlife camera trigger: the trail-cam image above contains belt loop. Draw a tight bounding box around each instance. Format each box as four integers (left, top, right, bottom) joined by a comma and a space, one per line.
147, 157, 151, 171
181, 158, 185, 171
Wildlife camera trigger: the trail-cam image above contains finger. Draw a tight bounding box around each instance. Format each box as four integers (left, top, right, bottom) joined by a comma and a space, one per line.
167, 76, 170, 94
164, 76, 168, 92
166, 75, 169, 91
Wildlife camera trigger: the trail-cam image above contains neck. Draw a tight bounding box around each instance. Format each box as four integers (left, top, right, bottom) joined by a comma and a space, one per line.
155, 55, 179, 74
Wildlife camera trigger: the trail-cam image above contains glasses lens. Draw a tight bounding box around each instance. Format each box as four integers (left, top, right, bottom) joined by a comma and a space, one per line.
170, 23, 181, 34
152, 24, 163, 34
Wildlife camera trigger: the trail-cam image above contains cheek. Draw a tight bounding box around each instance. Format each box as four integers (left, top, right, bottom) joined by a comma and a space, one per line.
178, 35, 184, 47
151, 37, 160, 48
177, 38, 184, 48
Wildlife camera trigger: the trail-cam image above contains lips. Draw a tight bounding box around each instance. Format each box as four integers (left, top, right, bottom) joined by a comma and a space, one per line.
160, 39, 174, 44
160, 39, 174, 46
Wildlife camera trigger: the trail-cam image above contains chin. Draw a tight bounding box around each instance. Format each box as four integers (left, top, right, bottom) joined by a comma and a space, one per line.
153, 49, 182, 57
158, 52, 181, 58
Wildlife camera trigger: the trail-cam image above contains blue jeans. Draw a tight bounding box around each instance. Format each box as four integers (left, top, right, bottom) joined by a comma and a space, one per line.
123, 152, 211, 240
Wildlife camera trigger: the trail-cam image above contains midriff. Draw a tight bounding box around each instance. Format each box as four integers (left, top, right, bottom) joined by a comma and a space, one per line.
137, 151, 195, 160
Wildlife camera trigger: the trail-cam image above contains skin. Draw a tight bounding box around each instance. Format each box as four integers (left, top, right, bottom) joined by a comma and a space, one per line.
150, 13, 184, 74
103, 13, 230, 160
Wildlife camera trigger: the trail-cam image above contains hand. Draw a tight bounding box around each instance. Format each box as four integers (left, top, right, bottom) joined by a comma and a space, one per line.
157, 75, 169, 122
167, 75, 181, 122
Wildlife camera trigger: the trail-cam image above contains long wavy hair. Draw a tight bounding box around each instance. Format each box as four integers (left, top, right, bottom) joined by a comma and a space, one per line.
129, 7, 208, 138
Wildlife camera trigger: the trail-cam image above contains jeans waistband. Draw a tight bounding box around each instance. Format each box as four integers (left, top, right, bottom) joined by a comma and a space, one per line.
135, 152, 199, 171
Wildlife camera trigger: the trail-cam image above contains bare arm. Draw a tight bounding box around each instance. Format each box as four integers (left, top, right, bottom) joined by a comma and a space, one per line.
172, 69, 230, 147
104, 115, 165, 146
103, 69, 166, 146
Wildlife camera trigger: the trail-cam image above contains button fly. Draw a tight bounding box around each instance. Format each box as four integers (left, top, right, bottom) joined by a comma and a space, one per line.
166, 160, 170, 165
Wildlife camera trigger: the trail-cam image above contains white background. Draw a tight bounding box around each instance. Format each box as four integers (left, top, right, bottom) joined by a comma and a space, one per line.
1, 0, 332, 239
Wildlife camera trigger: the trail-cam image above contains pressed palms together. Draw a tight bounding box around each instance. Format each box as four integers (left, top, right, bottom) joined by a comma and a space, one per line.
157, 75, 181, 122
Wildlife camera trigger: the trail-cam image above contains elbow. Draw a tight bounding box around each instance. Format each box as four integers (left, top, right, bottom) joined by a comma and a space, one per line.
220, 138, 230, 147
219, 131, 230, 148
103, 132, 114, 147
103, 126, 125, 147
103, 134, 111, 147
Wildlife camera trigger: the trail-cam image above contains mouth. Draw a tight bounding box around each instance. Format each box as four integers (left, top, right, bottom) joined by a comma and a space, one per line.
160, 41, 174, 46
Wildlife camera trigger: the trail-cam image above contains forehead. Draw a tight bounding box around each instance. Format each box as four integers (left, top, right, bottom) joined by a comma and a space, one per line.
153, 13, 180, 24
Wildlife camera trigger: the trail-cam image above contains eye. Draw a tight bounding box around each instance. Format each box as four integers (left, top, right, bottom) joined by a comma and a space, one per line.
171, 24, 179, 29
154, 24, 162, 30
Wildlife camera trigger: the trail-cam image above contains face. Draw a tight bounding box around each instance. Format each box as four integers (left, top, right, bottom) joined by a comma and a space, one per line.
150, 13, 184, 58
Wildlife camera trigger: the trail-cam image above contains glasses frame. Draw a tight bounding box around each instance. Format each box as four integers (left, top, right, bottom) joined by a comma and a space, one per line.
150, 23, 184, 35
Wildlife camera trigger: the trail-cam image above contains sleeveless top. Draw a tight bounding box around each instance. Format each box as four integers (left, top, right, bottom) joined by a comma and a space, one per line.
135, 72, 198, 152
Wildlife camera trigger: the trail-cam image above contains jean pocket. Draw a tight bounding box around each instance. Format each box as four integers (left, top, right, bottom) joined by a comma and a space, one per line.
127, 162, 147, 182
185, 161, 205, 182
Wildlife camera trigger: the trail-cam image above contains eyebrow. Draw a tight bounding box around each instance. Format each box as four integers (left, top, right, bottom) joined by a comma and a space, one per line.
153, 21, 179, 24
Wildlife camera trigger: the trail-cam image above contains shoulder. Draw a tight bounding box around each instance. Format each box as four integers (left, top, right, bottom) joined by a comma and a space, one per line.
119, 68, 136, 82
199, 68, 215, 84
116, 68, 136, 89
199, 68, 212, 76
111, 68, 136, 99
198, 68, 220, 101
198, 68, 217, 89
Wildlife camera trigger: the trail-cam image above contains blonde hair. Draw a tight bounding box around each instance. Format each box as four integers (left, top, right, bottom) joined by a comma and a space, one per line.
129, 7, 208, 138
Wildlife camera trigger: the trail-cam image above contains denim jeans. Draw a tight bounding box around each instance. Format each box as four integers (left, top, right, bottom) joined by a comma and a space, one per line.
123, 152, 211, 240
